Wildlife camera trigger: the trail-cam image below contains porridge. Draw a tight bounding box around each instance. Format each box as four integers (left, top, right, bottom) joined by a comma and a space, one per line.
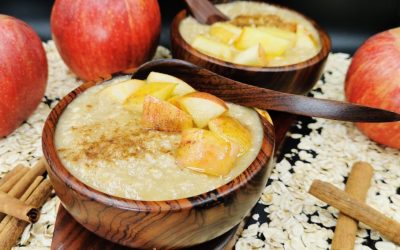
55, 74, 264, 201
180, 1, 321, 67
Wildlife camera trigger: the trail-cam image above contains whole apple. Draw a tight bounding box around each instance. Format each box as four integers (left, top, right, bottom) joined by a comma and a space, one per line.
345, 28, 400, 148
51, 0, 161, 81
0, 15, 48, 137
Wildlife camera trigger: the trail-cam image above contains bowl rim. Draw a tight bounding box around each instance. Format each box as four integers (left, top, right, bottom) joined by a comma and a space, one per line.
171, 1, 331, 72
42, 76, 275, 213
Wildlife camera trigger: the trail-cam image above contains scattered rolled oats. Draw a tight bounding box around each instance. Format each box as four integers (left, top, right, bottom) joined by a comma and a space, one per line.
0, 44, 398, 250
237, 53, 400, 250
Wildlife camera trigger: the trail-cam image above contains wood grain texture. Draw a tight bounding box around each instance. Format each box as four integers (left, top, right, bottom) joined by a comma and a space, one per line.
171, 0, 331, 95
132, 59, 400, 122
52, 205, 241, 250
184, 0, 229, 24
42, 79, 275, 249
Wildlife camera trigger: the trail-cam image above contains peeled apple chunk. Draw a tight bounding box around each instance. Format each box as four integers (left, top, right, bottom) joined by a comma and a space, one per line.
233, 45, 268, 66
124, 82, 176, 111
167, 95, 184, 109
192, 35, 233, 60
295, 24, 316, 49
99, 79, 145, 103
208, 116, 252, 156
257, 26, 296, 45
141, 96, 193, 132
235, 27, 291, 56
178, 92, 228, 128
176, 128, 239, 176
209, 22, 242, 44
146, 71, 195, 96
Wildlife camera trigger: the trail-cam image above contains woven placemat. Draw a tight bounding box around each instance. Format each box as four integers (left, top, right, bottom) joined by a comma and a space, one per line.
0, 42, 399, 250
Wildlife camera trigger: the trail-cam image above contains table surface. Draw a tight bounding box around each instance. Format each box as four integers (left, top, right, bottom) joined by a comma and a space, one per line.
0, 44, 399, 250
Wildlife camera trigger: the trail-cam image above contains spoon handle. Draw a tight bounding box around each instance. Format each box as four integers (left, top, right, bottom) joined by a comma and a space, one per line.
184, 0, 229, 25
193, 71, 400, 123
227, 87, 400, 122
132, 59, 400, 123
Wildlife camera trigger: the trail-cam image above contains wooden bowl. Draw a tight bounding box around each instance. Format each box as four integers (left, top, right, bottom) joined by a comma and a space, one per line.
171, 0, 331, 95
42, 78, 275, 249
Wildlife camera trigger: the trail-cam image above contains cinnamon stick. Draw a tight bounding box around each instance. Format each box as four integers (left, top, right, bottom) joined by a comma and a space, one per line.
0, 158, 46, 222
0, 167, 29, 193
0, 165, 24, 187
7, 158, 46, 198
0, 176, 44, 232
0, 179, 52, 250
309, 180, 400, 245
0, 191, 39, 223
332, 162, 374, 250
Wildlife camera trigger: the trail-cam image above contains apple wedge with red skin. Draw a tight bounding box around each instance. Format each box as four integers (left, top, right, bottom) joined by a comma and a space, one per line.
178, 92, 229, 128
141, 96, 193, 132
0, 15, 48, 137
176, 128, 239, 176
345, 28, 400, 148
208, 116, 252, 156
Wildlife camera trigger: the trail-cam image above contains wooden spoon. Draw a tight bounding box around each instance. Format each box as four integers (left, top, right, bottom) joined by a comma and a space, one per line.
132, 59, 400, 123
184, 0, 229, 25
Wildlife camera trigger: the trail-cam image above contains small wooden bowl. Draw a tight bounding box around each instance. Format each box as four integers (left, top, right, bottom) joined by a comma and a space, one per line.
171, 0, 331, 95
42, 78, 275, 249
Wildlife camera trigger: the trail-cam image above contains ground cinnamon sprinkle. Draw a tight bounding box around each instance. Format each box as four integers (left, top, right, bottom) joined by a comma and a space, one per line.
230, 14, 297, 31
58, 120, 179, 165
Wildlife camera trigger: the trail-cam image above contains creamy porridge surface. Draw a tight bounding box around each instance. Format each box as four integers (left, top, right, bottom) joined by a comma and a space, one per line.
179, 1, 321, 66
55, 78, 264, 201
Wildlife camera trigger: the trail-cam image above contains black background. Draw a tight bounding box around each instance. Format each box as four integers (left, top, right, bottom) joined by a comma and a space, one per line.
1, 0, 399, 54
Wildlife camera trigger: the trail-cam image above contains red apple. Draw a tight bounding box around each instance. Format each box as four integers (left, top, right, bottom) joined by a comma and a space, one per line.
51, 0, 161, 81
0, 15, 48, 137
345, 28, 400, 148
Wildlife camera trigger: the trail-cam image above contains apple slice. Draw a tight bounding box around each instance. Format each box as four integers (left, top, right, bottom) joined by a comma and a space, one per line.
141, 96, 193, 132
147, 72, 195, 96
257, 26, 296, 46
178, 92, 228, 128
124, 82, 176, 112
99, 79, 145, 103
233, 44, 269, 67
167, 95, 183, 108
209, 22, 242, 44
208, 116, 252, 156
176, 128, 239, 176
235, 27, 290, 56
192, 35, 233, 61
295, 24, 317, 49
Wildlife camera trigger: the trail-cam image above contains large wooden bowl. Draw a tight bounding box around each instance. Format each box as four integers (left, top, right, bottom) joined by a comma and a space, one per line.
42, 77, 275, 249
171, 0, 331, 95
